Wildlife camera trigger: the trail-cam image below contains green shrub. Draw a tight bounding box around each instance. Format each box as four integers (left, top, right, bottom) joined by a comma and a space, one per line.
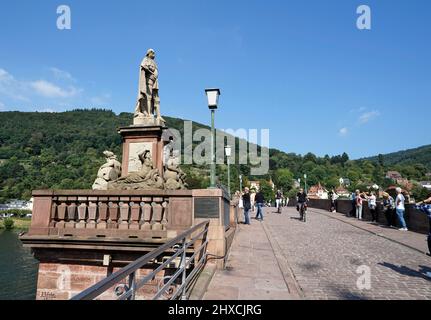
3, 218, 14, 229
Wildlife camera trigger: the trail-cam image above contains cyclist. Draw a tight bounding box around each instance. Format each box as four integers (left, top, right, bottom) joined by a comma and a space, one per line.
296, 188, 308, 222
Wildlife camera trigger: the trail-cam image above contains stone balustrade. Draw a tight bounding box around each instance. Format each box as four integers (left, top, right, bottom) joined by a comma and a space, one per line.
28, 189, 195, 239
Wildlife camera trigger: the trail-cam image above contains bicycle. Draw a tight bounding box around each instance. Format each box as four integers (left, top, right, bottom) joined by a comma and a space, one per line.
299, 202, 307, 222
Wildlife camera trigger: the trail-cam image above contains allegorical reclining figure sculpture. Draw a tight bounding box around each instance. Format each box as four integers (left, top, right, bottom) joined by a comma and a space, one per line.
92, 149, 187, 191
92, 151, 122, 190
107, 150, 165, 190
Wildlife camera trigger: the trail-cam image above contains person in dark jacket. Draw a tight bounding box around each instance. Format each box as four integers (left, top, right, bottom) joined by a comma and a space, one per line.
416, 195, 431, 257
242, 187, 251, 225
255, 190, 265, 221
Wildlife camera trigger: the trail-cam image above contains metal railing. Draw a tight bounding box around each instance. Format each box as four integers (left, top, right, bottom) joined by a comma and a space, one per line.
71, 220, 210, 300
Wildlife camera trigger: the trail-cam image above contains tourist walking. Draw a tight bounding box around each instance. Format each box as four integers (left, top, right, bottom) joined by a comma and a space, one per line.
381, 192, 396, 227
366, 191, 378, 222
276, 190, 282, 213
416, 195, 431, 256
355, 190, 365, 220
255, 190, 265, 221
329, 189, 338, 213
242, 187, 251, 225
250, 190, 256, 213
395, 187, 408, 231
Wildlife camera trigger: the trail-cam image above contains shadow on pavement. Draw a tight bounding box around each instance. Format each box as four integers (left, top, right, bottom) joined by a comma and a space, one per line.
299, 262, 322, 272
378, 262, 431, 281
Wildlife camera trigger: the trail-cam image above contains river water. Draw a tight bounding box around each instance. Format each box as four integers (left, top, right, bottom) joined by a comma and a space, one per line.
0, 229, 38, 300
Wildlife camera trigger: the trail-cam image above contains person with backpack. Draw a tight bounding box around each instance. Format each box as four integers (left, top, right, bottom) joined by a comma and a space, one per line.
381, 192, 395, 227
355, 190, 365, 220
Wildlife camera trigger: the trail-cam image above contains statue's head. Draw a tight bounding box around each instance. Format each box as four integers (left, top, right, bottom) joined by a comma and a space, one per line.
146, 49, 155, 59
139, 150, 151, 163
103, 151, 115, 159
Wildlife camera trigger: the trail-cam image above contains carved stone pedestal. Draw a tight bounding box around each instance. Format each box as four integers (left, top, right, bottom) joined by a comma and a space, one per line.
118, 125, 168, 176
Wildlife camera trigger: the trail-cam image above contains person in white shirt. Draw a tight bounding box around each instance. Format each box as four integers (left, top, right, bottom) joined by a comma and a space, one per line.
366, 191, 378, 222
329, 190, 338, 212
395, 187, 408, 231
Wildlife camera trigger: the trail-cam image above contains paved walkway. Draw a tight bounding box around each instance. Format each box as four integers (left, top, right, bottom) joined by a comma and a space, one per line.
203, 212, 296, 300
204, 207, 431, 300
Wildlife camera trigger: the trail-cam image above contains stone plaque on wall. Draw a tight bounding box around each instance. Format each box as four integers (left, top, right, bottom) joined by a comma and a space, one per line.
194, 197, 219, 218
128, 142, 153, 173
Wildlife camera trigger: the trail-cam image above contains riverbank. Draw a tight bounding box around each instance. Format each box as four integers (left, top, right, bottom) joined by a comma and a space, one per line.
0, 218, 31, 230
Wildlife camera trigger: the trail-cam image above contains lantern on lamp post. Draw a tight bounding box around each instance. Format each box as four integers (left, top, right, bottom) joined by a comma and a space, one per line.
205, 88, 221, 188
225, 145, 232, 198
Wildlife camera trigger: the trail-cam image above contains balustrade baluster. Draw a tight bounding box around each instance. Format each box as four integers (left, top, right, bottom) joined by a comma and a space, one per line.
129, 202, 140, 230
97, 201, 108, 229
65, 202, 77, 228
119, 202, 130, 230
151, 202, 163, 231
77, 201, 88, 229
141, 202, 152, 230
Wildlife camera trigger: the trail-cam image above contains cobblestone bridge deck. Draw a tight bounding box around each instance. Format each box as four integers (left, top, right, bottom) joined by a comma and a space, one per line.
203, 207, 431, 300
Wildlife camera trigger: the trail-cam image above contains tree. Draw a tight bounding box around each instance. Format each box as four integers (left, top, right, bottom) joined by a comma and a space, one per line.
259, 180, 275, 202
341, 152, 349, 164
303, 152, 317, 163
411, 185, 430, 202
273, 168, 294, 193
378, 154, 384, 167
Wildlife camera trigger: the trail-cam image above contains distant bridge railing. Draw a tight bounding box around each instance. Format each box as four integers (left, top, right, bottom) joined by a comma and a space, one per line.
71, 220, 210, 300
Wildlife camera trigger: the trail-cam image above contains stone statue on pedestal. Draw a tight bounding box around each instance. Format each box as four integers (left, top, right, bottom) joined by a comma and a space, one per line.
164, 150, 188, 190
92, 151, 122, 190
134, 49, 165, 126
108, 150, 164, 190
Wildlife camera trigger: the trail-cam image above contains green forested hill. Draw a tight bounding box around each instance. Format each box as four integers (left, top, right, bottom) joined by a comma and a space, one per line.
363, 145, 431, 169
0, 109, 236, 200
0, 110, 429, 201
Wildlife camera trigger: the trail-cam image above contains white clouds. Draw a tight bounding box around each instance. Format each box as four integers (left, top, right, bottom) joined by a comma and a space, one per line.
50, 67, 75, 82
0, 68, 29, 102
338, 108, 381, 138
31, 80, 80, 98
339, 127, 348, 136
359, 110, 380, 124
1, 67, 110, 112
0, 68, 14, 82
0, 67, 84, 108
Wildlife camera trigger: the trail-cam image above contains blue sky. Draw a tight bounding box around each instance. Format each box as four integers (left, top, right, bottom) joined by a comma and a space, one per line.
0, 0, 430, 159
